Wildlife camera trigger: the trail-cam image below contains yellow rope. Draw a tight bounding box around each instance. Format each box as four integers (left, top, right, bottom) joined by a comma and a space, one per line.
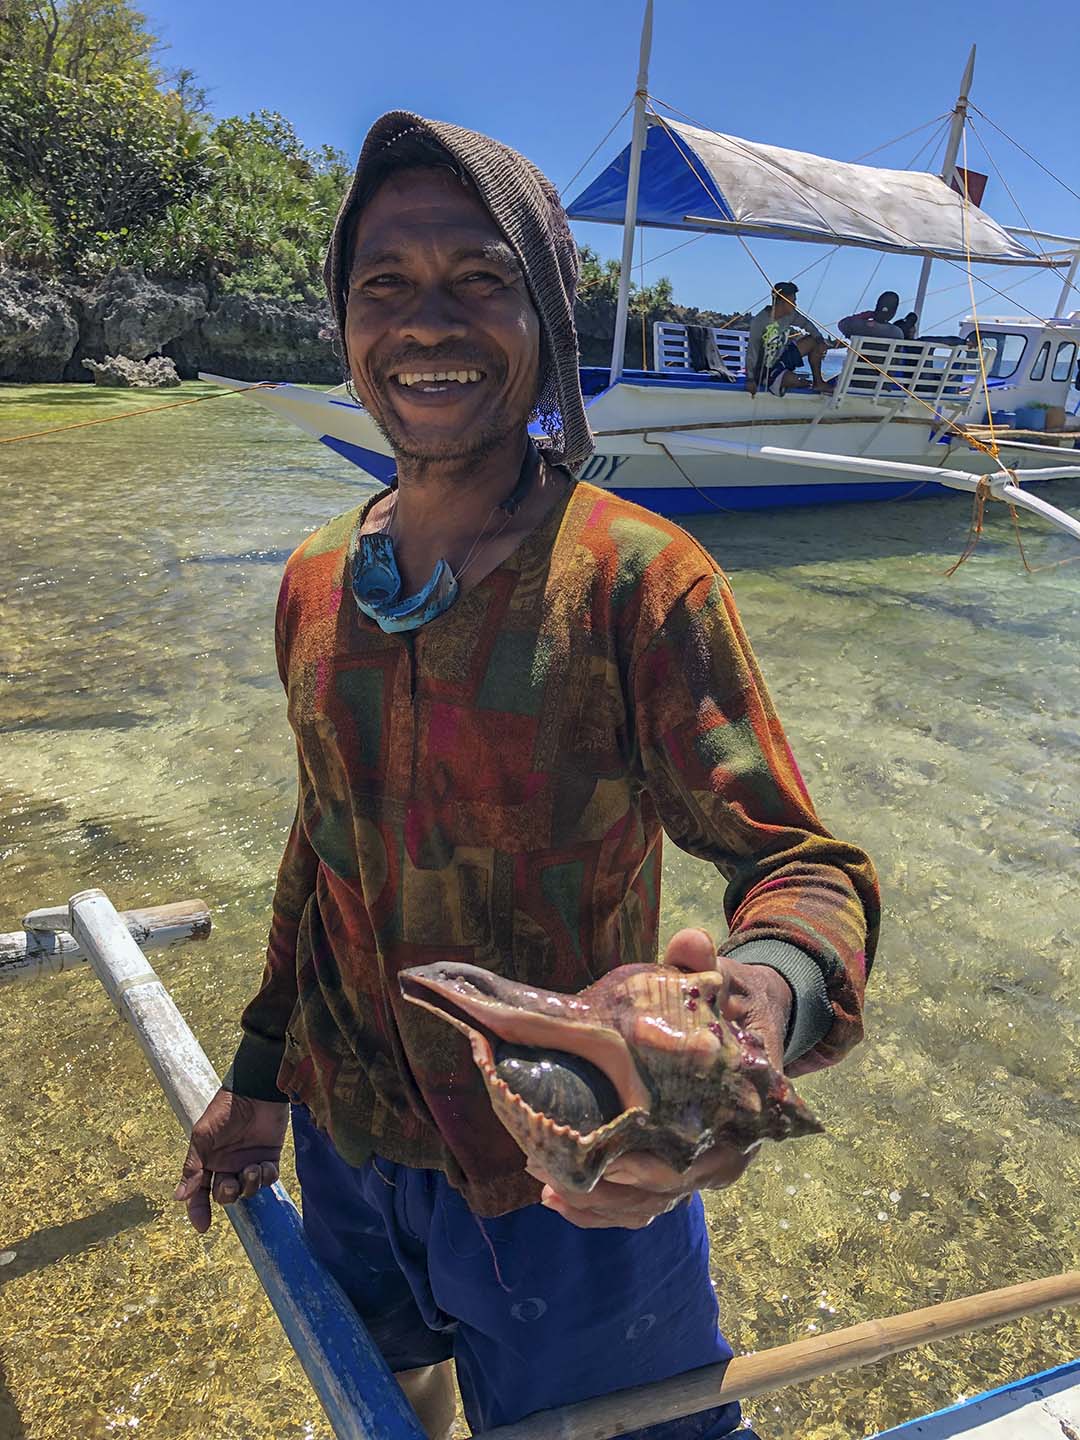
648, 92, 1071, 332
0, 381, 277, 445
961, 129, 998, 460
647, 108, 1002, 463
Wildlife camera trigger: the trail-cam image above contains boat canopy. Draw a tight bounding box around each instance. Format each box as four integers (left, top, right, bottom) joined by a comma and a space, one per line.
567, 117, 1063, 267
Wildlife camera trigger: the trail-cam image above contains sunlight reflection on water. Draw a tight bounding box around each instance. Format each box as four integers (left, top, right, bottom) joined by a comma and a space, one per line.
1, 385, 1077, 1440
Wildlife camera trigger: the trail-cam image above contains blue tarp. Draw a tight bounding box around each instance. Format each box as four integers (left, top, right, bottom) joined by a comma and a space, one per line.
568, 116, 1057, 266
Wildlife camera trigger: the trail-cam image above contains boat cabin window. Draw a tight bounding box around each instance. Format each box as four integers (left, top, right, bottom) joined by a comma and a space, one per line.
1030, 341, 1050, 381
982, 332, 1028, 378
1052, 341, 1077, 383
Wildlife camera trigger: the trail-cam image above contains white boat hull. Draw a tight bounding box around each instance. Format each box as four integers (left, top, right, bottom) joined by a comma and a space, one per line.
202, 374, 1080, 515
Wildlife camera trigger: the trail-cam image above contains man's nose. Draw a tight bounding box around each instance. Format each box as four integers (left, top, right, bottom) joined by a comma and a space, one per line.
398, 283, 469, 348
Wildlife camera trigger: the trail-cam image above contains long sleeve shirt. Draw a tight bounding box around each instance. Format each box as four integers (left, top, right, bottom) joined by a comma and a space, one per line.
227, 479, 880, 1216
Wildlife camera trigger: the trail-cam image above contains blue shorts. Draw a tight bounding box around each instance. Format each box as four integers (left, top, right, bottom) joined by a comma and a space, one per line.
765, 339, 806, 394
292, 1106, 759, 1438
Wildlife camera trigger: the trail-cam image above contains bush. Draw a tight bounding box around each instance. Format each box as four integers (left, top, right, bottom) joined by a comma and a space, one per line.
0, 62, 209, 273
0, 185, 59, 269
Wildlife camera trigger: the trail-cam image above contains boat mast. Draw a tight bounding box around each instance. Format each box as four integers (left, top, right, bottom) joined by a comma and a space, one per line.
609, 0, 654, 381
912, 44, 976, 322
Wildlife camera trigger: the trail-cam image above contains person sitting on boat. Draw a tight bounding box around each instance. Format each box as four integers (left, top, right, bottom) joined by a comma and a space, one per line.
838, 291, 904, 340
746, 281, 834, 395
175, 112, 879, 1440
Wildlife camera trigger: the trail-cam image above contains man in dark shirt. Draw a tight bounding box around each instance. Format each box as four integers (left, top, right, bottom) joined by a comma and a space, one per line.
838, 290, 904, 340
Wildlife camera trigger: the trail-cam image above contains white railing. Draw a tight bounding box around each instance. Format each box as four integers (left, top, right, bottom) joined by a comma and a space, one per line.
832, 336, 988, 413
652, 321, 748, 375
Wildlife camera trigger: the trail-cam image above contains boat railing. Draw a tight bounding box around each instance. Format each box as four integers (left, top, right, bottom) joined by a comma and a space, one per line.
652, 321, 749, 375
832, 336, 990, 416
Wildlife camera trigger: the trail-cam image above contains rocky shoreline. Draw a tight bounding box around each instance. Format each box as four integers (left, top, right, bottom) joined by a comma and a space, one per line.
1, 264, 742, 386
0, 266, 342, 385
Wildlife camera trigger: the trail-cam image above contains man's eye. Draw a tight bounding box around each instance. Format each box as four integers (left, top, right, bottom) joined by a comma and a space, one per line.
363, 274, 405, 291
461, 271, 505, 286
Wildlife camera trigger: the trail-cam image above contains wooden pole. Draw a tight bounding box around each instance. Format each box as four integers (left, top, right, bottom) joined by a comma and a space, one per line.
913, 44, 977, 322
1, 899, 211, 987
474, 1271, 1080, 1440
65, 888, 425, 1440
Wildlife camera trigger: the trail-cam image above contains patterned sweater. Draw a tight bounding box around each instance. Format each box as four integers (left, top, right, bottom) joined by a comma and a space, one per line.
228, 479, 880, 1215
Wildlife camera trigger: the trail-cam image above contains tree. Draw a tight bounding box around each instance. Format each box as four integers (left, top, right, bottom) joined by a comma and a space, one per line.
0, 0, 161, 88
0, 61, 208, 272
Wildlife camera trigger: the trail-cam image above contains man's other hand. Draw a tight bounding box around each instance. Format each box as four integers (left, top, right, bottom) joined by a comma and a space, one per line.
174, 1088, 289, 1233
534, 932, 793, 1229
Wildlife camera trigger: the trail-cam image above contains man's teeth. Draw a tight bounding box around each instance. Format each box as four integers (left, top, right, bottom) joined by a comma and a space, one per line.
395, 370, 483, 386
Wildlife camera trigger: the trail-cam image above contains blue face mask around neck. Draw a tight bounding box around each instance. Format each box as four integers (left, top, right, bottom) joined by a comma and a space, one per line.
351, 531, 459, 634
349, 445, 539, 634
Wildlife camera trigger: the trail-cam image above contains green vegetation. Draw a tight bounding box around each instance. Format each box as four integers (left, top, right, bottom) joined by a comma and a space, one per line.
0, 0, 349, 299
0, 0, 736, 343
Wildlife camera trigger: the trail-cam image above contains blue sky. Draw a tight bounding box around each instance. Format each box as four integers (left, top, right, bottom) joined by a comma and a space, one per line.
142, 0, 1079, 335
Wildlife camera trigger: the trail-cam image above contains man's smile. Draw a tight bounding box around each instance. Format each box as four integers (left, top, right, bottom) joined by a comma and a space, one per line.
383, 367, 491, 406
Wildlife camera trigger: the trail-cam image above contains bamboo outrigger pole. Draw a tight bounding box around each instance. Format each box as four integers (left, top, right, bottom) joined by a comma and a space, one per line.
473, 1271, 1080, 1440
57, 888, 426, 1440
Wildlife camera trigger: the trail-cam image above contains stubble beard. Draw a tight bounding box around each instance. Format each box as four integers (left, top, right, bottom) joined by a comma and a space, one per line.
367, 387, 532, 475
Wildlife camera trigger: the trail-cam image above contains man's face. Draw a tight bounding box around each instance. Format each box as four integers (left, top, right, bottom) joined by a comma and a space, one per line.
345, 167, 542, 465
774, 293, 795, 317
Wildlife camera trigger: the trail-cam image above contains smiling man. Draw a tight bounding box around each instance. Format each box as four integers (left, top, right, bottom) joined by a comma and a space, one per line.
176, 113, 879, 1440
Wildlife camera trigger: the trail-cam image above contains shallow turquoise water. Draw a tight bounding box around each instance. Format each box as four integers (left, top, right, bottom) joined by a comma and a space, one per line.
0, 383, 1078, 1440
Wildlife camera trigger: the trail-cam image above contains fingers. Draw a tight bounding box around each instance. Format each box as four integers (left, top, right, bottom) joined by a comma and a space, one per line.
184, 1173, 213, 1234
663, 928, 717, 974
540, 1183, 672, 1231
604, 1153, 684, 1191
174, 1156, 279, 1234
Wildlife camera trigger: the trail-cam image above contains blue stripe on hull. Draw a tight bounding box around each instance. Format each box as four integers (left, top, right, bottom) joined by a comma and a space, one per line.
607, 479, 938, 514
320, 434, 397, 483
870, 1358, 1080, 1436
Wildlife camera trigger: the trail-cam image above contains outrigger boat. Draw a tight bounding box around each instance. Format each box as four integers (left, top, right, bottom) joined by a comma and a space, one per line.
5, 892, 1079, 1439
207, 6, 1080, 540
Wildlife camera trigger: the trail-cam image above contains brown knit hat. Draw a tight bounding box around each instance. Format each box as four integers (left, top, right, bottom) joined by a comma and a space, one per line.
324, 110, 593, 469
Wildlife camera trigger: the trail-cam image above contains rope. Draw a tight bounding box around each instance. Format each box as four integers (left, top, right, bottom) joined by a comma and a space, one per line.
559, 101, 634, 199
0, 382, 277, 445
970, 104, 1080, 208
646, 93, 1071, 332
646, 108, 1001, 463
968, 116, 1080, 308
852, 113, 950, 163
960, 129, 998, 459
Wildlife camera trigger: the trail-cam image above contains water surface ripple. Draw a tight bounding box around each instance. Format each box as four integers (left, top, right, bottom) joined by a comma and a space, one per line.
1, 384, 1077, 1440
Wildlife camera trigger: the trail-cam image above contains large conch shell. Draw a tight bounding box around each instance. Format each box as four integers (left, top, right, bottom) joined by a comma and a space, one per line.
400, 962, 823, 1195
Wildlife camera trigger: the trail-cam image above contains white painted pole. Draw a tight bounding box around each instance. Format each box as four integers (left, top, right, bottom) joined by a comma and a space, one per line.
913, 44, 977, 322
65, 888, 426, 1440
661, 431, 1080, 541
609, 0, 654, 382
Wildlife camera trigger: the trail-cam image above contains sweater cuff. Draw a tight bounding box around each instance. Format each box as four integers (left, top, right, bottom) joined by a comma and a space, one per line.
221, 1030, 290, 1103
721, 939, 834, 1065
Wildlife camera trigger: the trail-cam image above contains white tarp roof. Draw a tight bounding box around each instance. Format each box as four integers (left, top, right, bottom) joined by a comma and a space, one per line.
567, 117, 1062, 266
